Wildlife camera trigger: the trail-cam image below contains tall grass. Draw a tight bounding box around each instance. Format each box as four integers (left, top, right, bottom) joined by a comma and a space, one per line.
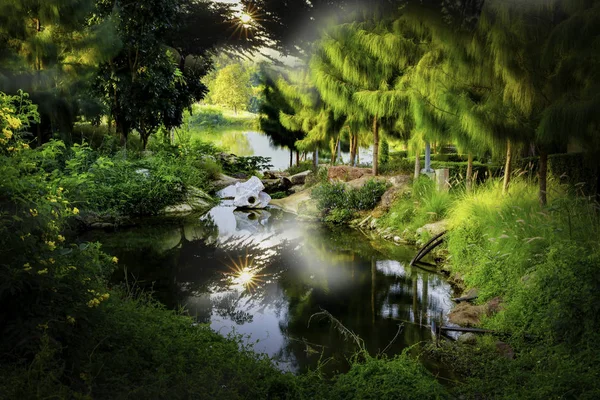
447, 177, 600, 347
379, 177, 454, 241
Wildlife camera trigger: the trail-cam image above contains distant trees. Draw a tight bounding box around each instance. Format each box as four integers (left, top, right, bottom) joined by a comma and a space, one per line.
210, 64, 252, 114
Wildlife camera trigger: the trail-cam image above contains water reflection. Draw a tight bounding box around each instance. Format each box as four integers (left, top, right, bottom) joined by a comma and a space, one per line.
83, 207, 454, 375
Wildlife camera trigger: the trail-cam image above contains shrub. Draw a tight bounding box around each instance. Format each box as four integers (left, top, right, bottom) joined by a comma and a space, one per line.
222, 155, 273, 176
312, 179, 388, 223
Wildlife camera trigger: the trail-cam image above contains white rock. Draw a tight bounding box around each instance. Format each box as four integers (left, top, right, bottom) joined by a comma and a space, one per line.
231, 176, 271, 209
217, 185, 237, 199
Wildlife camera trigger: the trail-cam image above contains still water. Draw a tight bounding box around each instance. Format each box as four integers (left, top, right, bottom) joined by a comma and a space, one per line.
190, 128, 374, 170
82, 206, 454, 375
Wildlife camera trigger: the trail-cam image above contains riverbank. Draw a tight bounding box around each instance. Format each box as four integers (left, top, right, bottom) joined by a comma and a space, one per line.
3, 123, 599, 398
304, 166, 600, 398
1, 132, 452, 398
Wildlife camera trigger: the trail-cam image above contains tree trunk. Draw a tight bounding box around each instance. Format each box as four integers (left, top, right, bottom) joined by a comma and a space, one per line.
289, 149, 293, 168
296, 151, 300, 167
414, 149, 421, 180
466, 152, 474, 192
538, 149, 548, 207
372, 116, 379, 175
503, 139, 512, 194
350, 132, 357, 166
331, 137, 339, 165
313, 149, 319, 169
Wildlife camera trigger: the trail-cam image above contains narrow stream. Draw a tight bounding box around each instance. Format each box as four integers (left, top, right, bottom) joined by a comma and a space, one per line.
81, 206, 455, 376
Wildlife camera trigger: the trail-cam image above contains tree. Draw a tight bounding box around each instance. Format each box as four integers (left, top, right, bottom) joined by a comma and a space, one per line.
0, 0, 118, 144
276, 68, 346, 166
210, 64, 251, 114
312, 21, 419, 175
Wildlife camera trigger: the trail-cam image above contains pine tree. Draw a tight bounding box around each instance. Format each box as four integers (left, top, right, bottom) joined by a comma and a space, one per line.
258, 65, 305, 166
0, 0, 118, 143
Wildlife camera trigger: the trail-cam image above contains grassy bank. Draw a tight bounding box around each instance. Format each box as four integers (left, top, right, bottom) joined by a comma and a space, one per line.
365, 174, 600, 398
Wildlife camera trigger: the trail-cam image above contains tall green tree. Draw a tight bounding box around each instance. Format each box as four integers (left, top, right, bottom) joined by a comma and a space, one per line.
210, 64, 251, 114
0, 0, 118, 143
312, 21, 417, 175
258, 65, 305, 167
276, 68, 345, 166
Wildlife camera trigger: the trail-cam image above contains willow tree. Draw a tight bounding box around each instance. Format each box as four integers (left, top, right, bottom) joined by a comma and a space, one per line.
472, 0, 600, 205
258, 65, 305, 167
275, 68, 344, 166
312, 21, 407, 175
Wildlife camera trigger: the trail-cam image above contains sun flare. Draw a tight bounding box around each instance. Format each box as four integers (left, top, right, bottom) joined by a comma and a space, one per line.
224, 253, 267, 291
240, 13, 252, 25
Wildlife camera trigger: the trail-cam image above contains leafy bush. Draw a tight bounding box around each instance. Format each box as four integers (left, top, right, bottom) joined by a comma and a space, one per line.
222, 155, 273, 176
379, 138, 390, 166
312, 179, 389, 224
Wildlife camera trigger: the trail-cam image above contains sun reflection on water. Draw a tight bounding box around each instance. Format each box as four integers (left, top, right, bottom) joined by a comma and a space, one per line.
225, 253, 267, 291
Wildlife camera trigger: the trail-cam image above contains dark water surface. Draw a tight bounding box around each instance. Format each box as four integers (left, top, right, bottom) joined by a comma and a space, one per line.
81, 206, 455, 375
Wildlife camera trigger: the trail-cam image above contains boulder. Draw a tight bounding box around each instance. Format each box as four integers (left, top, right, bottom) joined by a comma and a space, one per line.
261, 177, 292, 194
290, 169, 312, 185
269, 189, 312, 214
288, 184, 305, 194
457, 332, 478, 345
261, 179, 281, 193
218, 176, 271, 209
416, 220, 448, 237
162, 186, 213, 215
262, 170, 290, 179
388, 175, 411, 187
212, 174, 243, 192
344, 175, 388, 190
380, 186, 404, 210
448, 302, 486, 326
328, 166, 372, 182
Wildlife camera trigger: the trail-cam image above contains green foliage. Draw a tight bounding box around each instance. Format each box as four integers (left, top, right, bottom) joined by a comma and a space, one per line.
445, 179, 600, 343
312, 179, 388, 224
379, 138, 390, 166
379, 177, 454, 242
286, 160, 314, 176
209, 64, 252, 114
332, 354, 448, 400
185, 105, 257, 129
222, 155, 273, 177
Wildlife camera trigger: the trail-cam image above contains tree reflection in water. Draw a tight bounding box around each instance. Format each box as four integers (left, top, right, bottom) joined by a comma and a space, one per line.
85, 207, 455, 375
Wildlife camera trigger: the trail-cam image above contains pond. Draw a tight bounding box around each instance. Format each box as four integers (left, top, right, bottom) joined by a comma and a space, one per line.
187, 128, 374, 170
81, 206, 455, 376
